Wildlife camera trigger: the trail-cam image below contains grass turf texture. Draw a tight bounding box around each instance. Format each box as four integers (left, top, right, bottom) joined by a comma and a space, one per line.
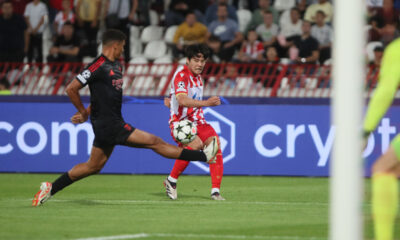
0, 174, 396, 240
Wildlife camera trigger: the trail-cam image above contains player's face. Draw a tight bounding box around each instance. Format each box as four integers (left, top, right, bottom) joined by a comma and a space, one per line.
114, 40, 125, 59
187, 54, 207, 76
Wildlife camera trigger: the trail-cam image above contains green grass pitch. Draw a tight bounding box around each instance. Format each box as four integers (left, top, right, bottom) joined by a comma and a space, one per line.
0, 173, 395, 240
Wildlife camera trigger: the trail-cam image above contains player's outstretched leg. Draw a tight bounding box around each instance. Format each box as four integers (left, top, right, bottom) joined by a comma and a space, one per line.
164, 137, 203, 200
371, 146, 400, 240
32, 146, 114, 206
210, 148, 224, 201
124, 129, 218, 163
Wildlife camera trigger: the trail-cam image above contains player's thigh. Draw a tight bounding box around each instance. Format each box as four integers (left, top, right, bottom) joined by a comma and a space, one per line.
197, 124, 219, 145
372, 134, 400, 174
124, 128, 162, 148
184, 136, 203, 150
87, 145, 114, 169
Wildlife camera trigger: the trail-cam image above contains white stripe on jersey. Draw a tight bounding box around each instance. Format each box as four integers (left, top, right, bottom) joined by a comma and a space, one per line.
169, 65, 206, 126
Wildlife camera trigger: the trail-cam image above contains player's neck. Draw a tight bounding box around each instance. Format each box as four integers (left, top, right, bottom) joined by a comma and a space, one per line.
102, 49, 116, 62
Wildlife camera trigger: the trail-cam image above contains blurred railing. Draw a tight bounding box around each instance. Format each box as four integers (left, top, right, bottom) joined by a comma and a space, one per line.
0, 62, 381, 97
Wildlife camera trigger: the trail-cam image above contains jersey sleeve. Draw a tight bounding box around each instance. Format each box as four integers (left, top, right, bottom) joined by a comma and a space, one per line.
76, 63, 100, 86
364, 40, 400, 133
173, 72, 189, 96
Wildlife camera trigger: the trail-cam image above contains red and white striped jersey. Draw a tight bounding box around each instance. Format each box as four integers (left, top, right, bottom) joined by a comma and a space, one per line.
169, 65, 206, 125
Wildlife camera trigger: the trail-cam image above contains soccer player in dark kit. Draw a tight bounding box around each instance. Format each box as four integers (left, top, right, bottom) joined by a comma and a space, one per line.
32, 29, 219, 206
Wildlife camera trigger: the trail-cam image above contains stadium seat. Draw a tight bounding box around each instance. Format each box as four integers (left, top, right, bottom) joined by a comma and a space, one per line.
237, 9, 252, 33
149, 10, 159, 25
164, 25, 178, 44
366, 41, 383, 61
144, 40, 167, 60
154, 55, 173, 64
140, 26, 164, 43
274, 0, 296, 12
130, 37, 143, 57
130, 25, 141, 39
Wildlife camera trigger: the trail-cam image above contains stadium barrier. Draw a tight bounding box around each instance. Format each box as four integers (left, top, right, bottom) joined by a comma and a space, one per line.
0, 62, 381, 97
0, 96, 395, 176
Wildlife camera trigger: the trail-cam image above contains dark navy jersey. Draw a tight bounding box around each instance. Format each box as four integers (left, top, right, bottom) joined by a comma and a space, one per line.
76, 54, 124, 126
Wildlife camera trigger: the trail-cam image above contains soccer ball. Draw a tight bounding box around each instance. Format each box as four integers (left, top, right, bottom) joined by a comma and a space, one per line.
173, 120, 197, 144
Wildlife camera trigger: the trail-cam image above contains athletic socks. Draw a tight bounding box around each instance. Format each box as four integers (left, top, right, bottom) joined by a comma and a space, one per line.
372, 173, 398, 240
178, 149, 207, 162
210, 149, 223, 189
50, 172, 74, 196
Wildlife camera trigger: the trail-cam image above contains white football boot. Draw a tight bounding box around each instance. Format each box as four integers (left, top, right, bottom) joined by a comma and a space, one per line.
203, 136, 219, 164
211, 192, 226, 201
163, 179, 177, 200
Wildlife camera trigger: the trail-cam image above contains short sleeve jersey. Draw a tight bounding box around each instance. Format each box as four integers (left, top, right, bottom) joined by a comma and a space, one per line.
169, 65, 206, 126
76, 55, 124, 125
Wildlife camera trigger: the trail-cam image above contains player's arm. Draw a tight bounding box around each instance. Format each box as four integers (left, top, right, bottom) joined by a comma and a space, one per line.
363, 42, 400, 136
176, 93, 220, 107
66, 79, 90, 123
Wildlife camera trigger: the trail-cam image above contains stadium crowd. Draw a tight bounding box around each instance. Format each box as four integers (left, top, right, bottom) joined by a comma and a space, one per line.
0, 0, 398, 69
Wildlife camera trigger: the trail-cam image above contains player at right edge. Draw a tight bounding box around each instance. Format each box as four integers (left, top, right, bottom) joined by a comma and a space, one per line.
363, 38, 400, 240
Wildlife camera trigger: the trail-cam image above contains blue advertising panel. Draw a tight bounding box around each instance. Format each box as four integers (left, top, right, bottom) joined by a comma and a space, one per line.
0, 101, 396, 176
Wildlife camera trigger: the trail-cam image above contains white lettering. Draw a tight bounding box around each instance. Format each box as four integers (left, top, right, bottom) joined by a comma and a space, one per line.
378, 118, 396, 153
309, 125, 335, 167
0, 121, 13, 154
254, 124, 282, 157
363, 134, 375, 157
286, 124, 305, 158
16, 122, 47, 154
51, 122, 94, 155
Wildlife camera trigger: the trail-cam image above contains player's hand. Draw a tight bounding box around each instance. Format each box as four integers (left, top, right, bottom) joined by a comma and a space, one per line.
206, 96, 221, 106
164, 97, 171, 108
70, 111, 89, 124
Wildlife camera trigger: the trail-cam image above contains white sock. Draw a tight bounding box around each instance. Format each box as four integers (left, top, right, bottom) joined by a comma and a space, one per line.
211, 188, 220, 194
167, 176, 177, 183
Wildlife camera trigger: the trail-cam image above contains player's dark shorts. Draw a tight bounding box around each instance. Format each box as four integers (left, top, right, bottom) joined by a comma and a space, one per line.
92, 121, 135, 149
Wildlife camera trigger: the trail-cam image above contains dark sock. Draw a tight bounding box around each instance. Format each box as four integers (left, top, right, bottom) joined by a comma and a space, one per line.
178, 149, 207, 162
51, 172, 74, 195
168, 180, 177, 188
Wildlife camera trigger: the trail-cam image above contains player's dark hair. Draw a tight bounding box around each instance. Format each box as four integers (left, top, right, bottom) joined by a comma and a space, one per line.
102, 29, 126, 46
185, 44, 211, 60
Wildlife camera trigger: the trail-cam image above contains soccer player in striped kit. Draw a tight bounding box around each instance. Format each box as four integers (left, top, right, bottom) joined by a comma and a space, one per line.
163, 44, 225, 200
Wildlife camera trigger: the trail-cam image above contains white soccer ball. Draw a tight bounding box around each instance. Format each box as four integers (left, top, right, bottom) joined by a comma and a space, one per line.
173, 120, 197, 144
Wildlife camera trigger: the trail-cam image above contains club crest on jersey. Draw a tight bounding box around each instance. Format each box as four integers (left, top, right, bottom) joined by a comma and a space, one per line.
177, 81, 186, 91
82, 70, 91, 79
112, 79, 123, 91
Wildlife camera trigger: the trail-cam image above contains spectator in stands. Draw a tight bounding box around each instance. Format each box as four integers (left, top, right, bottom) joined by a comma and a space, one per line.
367, 16, 383, 42
24, 0, 48, 63
7, 0, 30, 16
380, 22, 399, 47
370, 46, 383, 68
205, 0, 238, 25
265, 46, 280, 63
47, 0, 73, 34
105, 0, 137, 62
245, 0, 278, 33
310, 10, 332, 64
207, 3, 243, 62
53, 0, 75, 35
235, 29, 264, 63
256, 10, 279, 49
47, 21, 80, 62
288, 21, 319, 64
206, 35, 222, 63
76, 0, 101, 57
279, 7, 302, 39
0, 0, 28, 63
172, 11, 208, 61
165, 0, 188, 26
0, 76, 11, 95
304, 0, 333, 23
